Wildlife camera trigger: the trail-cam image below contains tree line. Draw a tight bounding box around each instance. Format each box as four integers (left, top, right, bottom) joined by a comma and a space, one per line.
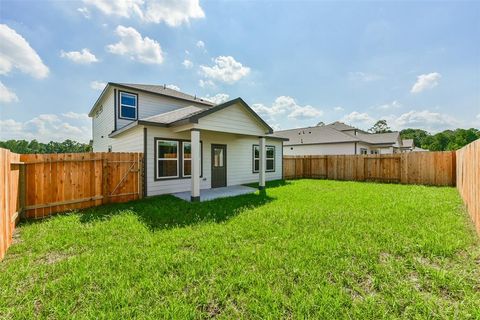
0, 139, 92, 154
368, 120, 479, 151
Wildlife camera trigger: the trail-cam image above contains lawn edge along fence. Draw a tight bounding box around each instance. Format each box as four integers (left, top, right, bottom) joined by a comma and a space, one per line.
0, 149, 143, 260
283, 151, 456, 186
456, 139, 480, 235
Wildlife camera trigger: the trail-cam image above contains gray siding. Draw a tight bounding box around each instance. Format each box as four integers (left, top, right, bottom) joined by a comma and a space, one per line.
146, 127, 282, 196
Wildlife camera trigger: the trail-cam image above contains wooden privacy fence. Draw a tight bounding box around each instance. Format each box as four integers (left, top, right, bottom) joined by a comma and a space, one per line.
0, 148, 20, 261
20, 152, 143, 219
0, 149, 143, 260
456, 139, 480, 235
283, 151, 456, 186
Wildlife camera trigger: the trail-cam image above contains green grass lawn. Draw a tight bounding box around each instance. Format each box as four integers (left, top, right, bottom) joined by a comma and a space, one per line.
1, 180, 479, 319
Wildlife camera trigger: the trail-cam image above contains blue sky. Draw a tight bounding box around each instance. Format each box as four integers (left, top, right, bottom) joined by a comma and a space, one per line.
0, 0, 479, 142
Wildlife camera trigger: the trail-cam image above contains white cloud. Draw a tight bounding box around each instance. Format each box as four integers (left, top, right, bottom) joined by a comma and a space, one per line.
199, 79, 215, 88
375, 100, 402, 110
252, 96, 323, 121
83, 0, 205, 27
182, 59, 193, 69
392, 110, 458, 131
334, 106, 344, 112
0, 113, 91, 143
90, 81, 106, 90
477, 114, 480, 120
203, 93, 230, 104
340, 109, 460, 132
62, 112, 90, 121
107, 26, 163, 64
196, 40, 205, 49
0, 24, 49, 78
411, 72, 441, 93
0, 81, 19, 103
61, 48, 98, 64
77, 7, 91, 18
166, 84, 180, 91
341, 111, 375, 128
200, 56, 250, 84
348, 71, 382, 82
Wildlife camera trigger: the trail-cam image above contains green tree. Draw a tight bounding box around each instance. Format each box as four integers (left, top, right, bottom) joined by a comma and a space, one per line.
0, 139, 92, 154
368, 120, 392, 133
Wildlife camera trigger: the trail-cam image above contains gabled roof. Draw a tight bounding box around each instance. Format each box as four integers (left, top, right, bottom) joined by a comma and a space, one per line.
88, 82, 214, 116
115, 83, 214, 106
402, 139, 414, 148
272, 126, 360, 146
355, 131, 400, 145
109, 97, 274, 137
169, 97, 273, 133
325, 121, 358, 131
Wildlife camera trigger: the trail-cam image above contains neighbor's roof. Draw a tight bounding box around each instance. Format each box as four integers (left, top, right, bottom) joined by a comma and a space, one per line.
354, 131, 400, 145
325, 121, 358, 131
272, 126, 360, 146
88, 82, 214, 116
402, 139, 414, 148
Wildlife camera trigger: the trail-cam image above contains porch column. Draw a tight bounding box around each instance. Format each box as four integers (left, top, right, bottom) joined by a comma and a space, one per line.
259, 137, 266, 190
191, 129, 201, 202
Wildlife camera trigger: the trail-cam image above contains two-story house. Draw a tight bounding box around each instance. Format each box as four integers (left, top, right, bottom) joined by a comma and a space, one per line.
89, 83, 286, 201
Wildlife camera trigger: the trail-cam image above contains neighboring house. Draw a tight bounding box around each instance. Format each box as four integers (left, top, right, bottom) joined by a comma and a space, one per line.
89, 83, 286, 200
274, 121, 413, 156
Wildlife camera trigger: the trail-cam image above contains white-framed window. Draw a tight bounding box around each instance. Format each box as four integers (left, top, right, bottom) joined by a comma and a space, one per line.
266, 146, 275, 172
156, 139, 179, 179
253, 145, 260, 173
119, 91, 137, 120
370, 149, 379, 155
360, 148, 368, 155
253, 145, 276, 173
182, 141, 192, 177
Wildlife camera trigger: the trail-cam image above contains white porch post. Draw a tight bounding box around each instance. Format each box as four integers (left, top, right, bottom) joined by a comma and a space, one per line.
191, 129, 201, 202
259, 137, 266, 190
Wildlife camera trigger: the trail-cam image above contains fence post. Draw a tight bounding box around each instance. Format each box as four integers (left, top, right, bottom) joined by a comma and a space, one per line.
19, 164, 26, 219
102, 158, 109, 204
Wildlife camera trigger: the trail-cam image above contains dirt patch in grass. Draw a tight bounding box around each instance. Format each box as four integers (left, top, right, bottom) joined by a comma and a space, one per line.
37, 251, 74, 265
12, 229, 22, 245
199, 301, 222, 318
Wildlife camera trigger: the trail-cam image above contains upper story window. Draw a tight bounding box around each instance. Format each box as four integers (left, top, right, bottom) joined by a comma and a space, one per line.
119, 91, 137, 120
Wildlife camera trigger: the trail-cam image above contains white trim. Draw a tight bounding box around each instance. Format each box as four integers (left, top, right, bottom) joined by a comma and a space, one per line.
156, 140, 179, 179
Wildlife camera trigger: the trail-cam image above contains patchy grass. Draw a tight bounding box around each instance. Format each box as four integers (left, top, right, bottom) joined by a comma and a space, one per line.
1, 179, 479, 319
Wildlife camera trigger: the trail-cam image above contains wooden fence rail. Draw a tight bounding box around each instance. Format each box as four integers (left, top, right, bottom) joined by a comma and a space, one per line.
283, 151, 456, 186
456, 139, 480, 235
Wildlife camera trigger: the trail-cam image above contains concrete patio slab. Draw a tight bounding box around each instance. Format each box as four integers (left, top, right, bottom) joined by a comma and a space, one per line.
172, 185, 257, 202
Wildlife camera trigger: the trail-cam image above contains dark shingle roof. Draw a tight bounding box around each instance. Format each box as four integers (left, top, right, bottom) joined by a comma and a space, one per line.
272, 126, 360, 145
115, 83, 214, 106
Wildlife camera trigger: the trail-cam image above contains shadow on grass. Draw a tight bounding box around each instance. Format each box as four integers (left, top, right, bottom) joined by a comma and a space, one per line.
78, 189, 275, 231
245, 179, 291, 189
